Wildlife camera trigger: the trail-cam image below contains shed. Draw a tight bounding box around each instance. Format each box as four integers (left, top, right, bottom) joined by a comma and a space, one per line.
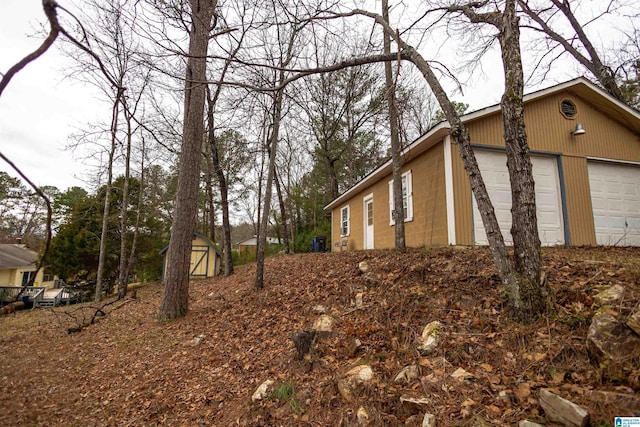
325, 77, 640, 250
160, 232, 222, 279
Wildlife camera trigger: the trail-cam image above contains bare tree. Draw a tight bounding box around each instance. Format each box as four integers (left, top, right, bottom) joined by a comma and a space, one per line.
383, 0, 406, 250
159, 0, 216, 321
517, 0, 625, 101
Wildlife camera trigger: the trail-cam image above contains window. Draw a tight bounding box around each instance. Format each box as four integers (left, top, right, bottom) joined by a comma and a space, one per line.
340, 205, 350, 236
389, 170, 414, 224
21, 271, 36, 286
560, 99, 577, 119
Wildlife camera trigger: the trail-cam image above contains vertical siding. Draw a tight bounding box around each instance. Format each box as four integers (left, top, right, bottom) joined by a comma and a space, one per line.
452, 90, 640, 246
562, 156, 597, 245
330, 143, 448, 251
452, 143, 474, 245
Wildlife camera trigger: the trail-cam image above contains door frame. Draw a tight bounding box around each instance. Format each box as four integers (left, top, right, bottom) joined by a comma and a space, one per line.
363, 193, 374, 249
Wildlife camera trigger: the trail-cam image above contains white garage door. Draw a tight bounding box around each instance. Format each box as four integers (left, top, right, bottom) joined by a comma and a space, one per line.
588, 161, 640, 246
472, 150, 565, 246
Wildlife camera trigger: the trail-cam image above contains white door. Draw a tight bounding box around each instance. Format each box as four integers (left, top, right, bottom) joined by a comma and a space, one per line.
472, 150, 565, 246
588, 161, 640, 246
364, 195, 374, 249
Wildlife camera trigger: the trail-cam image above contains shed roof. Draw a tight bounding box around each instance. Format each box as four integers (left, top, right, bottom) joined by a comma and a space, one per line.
324, 77, 640, 211
0, 244, 38, 269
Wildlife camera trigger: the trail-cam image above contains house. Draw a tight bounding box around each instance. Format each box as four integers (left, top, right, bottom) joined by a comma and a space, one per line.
325, 77, 640, 251
0, 243, 56, 287
160, 232, 222, 279
237, 236, 282, 256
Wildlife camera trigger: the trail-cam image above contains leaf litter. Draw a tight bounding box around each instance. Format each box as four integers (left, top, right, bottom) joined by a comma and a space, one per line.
0, 246, 639, 426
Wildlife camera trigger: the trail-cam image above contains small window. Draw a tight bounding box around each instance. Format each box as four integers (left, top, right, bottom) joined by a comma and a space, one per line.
340, 205, 350, 237
389, 170, 414, 225
560, 99, 577, 119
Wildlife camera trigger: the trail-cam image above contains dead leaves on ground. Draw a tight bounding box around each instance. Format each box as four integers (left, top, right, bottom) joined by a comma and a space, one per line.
0, 246, 639, 426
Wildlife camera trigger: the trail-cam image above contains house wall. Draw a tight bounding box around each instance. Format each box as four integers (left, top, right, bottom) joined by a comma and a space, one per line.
451, 91, 640, 245
0, 268, 45, 286
331, 144, 447, 251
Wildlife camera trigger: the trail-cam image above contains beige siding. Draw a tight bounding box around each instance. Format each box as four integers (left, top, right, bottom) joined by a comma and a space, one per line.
331, 144, 447, 251
452, 90, 640, 245
562, 156, 596, 245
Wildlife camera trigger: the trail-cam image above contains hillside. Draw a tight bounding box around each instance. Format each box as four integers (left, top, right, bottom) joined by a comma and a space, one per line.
1, 247, 639, 426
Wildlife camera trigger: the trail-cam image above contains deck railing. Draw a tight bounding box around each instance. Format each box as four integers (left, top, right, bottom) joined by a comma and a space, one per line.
0, 286, 45, 308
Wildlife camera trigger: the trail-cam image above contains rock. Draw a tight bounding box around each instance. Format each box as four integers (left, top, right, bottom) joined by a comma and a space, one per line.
594, 284, 625, 305
358, 261, 370, 274
627, 310, 640, 336
313, 314, 335, 336
357, 406, 369, 425
450, 367, 473, 381
312, 304, 326, 314
355, 292, 364, 308
539, 388, 589, 427
251, 379, 274, 402
187, 334, 206, 346
338, 365, 374, 402
588, 390, 640, 412
394, 364, 420, 384
422, 413, 436, 427
418, 321, 442, 354
519, 421, 544, 427
586, 313, 640, 367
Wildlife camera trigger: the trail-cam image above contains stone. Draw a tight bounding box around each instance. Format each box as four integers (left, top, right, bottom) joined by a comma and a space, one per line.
355, 292, 364, 308
313, 314, 335, 336
358, 261, 370, 274
357, 406, 369, 425
312, 304, 326, 314
627, 310, 640, 336
518, 421, 544, 427
400, 395, 430, 406
588, 390, 640, 412
251, 379, 274, 402
450, 367, 473, 381
394, 364, 420, 384
418, 321, 442, 354
364, 273, 379, 288
187, 334, 206, 347
422, 413, 436, 427
338, 365, 374, 402
586, 313, 640, 367
594, 284, 625, 305
539, 388, 589, 427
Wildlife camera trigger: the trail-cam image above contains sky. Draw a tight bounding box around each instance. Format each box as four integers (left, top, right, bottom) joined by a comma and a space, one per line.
0, 1, 630, 193
0, 0, 107, 191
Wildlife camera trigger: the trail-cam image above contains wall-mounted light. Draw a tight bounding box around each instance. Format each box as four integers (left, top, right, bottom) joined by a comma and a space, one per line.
572, 122, 586, 136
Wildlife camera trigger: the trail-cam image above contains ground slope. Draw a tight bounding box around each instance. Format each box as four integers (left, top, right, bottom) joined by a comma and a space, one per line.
1, 247, 639, 426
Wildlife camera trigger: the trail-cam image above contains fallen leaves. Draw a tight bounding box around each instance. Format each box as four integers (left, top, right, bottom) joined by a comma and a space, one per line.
0, 246, 639, 426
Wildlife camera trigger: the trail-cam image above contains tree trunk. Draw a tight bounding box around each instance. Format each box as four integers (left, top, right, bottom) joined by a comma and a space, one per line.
123, 136, 145, 293
274, 168, 290, 254
382, 0, 405, 251
206, 93, 234, 276
498, 0, 545, 321
159, 0, 215, 321
96, 89, 122, 302
117, 110, 133, 299
255, 88, 284, 290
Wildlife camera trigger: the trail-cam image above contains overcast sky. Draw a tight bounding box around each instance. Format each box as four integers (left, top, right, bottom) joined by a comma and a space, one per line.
0, 0, 111, 191
0, 1, 629, 194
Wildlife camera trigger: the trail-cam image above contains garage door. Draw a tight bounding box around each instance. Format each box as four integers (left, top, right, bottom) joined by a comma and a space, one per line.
472, 150, 565, 246
588, 161, 640, 246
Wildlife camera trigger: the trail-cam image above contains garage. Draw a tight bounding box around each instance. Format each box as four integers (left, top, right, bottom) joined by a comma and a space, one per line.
588, 161, 640, 246
472, 150, 565, 246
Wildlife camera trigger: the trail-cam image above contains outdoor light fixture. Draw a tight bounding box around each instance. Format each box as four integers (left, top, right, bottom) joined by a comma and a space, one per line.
572, 122, 586, 136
